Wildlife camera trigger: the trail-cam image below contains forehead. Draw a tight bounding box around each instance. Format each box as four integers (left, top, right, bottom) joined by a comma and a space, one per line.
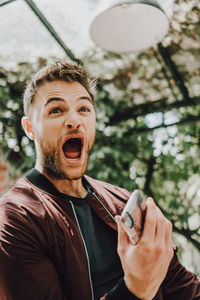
34, 80, 91, 104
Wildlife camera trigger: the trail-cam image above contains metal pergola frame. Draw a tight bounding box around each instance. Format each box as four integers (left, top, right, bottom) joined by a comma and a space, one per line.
1, 0, 199, 132
0, 0, 81, 64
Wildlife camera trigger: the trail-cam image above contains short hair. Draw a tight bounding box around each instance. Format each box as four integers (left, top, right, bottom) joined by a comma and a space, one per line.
23, 60, 96, 117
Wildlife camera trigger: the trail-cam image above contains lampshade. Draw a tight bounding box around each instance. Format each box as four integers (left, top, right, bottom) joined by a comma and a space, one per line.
90, 0, 169, 53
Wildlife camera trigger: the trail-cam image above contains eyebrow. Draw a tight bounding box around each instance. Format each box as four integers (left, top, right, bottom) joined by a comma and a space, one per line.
44, 96, 92, 106
45, 97, 64, 106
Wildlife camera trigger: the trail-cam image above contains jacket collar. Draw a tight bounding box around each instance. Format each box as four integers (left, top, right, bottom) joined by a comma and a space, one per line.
24, 168, 93, 199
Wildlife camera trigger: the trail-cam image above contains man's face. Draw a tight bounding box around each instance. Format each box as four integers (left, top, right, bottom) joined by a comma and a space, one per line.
30, 80, 96, 180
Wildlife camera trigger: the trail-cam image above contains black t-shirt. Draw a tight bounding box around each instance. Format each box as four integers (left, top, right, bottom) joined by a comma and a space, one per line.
69, 194, 123, 299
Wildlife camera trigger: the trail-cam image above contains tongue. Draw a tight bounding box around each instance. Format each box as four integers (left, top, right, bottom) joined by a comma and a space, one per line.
63, 142, 81, 159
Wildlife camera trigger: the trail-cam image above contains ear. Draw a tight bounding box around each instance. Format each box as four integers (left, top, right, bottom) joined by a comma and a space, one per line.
21, 116, 35, 140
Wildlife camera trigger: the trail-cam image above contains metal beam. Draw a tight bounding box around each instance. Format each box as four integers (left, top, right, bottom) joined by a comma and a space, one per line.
24, 0, 82, 65
158, 43, 190, 102
108, 96, 200, 124
0, 0, 17, 7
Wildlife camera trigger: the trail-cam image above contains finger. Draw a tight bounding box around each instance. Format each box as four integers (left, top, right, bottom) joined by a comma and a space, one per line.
165, 220, 174, 260
165, 218, 173, 248
154, 207, 166, 246
115, 215, 130, 252
154, 208, 174, 252
140, 197, 157, 243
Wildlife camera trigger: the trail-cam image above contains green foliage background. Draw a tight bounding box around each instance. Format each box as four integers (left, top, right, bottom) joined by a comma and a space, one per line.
0, 0, 199, 275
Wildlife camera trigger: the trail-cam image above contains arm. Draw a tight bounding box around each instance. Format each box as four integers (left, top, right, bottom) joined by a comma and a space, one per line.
101, 278, 142, 300
0, 206, 67, 300
115, 197, 174, 300
99, 197, 171, 300
161, 251, 200, 299
103, 251, 200, 300
107, 197, 200, 300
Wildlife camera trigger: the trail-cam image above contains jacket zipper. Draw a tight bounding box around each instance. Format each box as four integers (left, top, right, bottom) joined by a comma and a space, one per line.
92, 192, 117, 223
69, 201, 95, 300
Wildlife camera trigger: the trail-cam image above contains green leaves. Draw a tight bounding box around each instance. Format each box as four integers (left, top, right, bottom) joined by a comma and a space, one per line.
0, 0, 199, 274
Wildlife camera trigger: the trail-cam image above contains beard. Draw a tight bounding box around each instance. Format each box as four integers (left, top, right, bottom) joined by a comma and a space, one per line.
36, 136, 94, 181
43, 149, 68, 180
42, 149, 91, 180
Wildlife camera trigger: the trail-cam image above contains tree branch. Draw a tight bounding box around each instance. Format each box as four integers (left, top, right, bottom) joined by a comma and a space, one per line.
172, 224, 200, 252
144, 156, 156, 196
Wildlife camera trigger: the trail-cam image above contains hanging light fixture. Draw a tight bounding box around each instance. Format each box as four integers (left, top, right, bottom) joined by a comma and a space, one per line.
90, 0, 169, 53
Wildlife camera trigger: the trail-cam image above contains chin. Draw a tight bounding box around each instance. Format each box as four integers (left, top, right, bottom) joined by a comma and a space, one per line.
41, 145, 90, 181
61, 164, 88, 181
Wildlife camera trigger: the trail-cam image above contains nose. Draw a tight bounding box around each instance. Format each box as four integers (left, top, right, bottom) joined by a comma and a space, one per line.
64, 116, 81, 130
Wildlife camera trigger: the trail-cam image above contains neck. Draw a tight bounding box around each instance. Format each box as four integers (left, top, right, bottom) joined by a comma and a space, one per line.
35, 166, 87, 198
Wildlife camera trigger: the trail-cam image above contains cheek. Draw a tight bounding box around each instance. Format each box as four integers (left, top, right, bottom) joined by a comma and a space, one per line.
88, 118, 96, 135
89, 114, 96, 126
36, 120, 61, 137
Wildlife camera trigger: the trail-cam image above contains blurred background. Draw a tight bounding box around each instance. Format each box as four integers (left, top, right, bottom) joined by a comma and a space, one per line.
0, 0, 199, 275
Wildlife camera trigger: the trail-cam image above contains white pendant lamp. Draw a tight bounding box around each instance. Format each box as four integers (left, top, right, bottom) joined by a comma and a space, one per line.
90, 0, 169, 53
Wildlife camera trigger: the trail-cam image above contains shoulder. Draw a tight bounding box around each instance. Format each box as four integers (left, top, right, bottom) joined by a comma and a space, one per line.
0, 177, 46, 218
0, 178, 49, 258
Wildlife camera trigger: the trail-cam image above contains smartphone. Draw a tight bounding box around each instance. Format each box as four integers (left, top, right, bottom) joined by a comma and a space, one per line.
120, 190, 146, 245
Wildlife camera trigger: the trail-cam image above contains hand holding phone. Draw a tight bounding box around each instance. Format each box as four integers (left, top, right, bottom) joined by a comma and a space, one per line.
120, 190, 146, 245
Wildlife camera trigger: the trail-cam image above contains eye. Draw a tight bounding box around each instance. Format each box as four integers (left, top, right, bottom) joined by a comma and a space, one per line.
49, 107, 62, 115
79, 106, 90, 112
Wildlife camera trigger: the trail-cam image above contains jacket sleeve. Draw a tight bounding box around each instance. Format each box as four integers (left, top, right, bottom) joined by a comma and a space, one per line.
100, 278, 142, 300
160, 251, 200, 299
100, 251, 200, 300
0, 204, 68, 300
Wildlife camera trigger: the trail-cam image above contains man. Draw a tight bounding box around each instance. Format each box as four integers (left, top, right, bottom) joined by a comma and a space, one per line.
0, 60, 199, 300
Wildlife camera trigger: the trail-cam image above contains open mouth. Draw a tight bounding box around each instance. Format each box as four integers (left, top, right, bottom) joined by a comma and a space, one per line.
62, 138, 83, 159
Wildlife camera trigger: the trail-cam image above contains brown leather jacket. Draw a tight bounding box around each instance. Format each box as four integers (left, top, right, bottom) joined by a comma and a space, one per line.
0, 176, 199, 300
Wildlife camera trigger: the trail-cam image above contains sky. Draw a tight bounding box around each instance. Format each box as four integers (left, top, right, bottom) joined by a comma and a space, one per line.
0, 0, 174, 65
0, 0, 97, 63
